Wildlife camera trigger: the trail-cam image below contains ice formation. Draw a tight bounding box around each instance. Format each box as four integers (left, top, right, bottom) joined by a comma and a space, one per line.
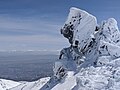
1, 7, 120, 90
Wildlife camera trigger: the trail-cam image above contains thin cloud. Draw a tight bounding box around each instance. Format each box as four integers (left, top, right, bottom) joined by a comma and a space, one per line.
0, 16, 61, 36
0, 15, 68, 51
0, 35, 69, 51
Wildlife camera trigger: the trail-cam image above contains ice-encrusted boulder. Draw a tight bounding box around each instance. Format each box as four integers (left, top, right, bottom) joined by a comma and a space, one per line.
61, 7, 97, 52
100, 18, 120, 45
56, 7, 97, 77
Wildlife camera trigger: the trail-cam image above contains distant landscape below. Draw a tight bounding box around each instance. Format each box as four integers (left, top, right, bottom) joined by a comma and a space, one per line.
0, 51, 58, 81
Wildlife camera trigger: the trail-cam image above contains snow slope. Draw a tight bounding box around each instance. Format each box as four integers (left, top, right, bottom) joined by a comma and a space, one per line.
52, 71, 76, 90
10, 77, 50, 90
0, 79, 20, 90
1, 7, 120, 90
0, 77, 49, 90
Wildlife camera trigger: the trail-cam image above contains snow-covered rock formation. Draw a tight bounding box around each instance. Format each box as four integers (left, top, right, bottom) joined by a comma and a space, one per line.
1, 7, 120, 90
44, 7, 120, 90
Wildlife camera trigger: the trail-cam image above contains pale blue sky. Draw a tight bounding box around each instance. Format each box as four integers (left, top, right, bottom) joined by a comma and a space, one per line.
0, 0, 120, 51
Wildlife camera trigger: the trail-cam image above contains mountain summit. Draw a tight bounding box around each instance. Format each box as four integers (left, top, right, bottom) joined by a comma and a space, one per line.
41, 7, 120, 90
2, 7, 120, 90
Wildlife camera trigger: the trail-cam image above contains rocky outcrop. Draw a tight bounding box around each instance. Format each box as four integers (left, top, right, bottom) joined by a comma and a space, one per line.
51, 7, 120, 90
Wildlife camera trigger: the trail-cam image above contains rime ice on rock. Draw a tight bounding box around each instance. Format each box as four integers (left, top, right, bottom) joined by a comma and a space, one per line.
98, 18, 120, 59
52, 7, 120, 90
61, 7, 97, 51
55, 7, 97, 80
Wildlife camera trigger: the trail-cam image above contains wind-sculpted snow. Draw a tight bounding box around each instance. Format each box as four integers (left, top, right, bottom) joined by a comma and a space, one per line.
1, 7, 120, 90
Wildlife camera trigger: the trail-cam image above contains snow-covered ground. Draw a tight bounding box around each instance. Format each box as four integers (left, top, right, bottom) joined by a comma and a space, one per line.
1, 7, 120, 90
10, 77, 50, 90
0, 77, 50, 90
0, 79, 20, 90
